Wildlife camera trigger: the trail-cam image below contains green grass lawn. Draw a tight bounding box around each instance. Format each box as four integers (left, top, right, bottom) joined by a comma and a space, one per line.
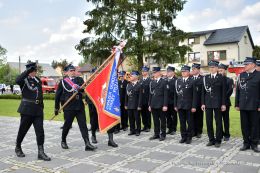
0, 98, 242, 137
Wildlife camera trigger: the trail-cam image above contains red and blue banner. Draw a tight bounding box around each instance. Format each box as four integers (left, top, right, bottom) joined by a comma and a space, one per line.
85, 48, 122, 133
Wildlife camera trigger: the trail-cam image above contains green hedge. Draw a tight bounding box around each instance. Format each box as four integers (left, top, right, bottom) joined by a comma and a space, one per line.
0, 94, 55, 100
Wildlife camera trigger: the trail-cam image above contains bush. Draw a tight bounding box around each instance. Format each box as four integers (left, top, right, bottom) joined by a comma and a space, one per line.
0, 93, 55, 100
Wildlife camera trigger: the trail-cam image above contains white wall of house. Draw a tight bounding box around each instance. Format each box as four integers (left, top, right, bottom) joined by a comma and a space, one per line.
238, 32, 253, 61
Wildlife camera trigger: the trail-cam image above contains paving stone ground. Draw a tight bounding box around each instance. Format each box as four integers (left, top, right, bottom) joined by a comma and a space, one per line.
0, 116, 259, 173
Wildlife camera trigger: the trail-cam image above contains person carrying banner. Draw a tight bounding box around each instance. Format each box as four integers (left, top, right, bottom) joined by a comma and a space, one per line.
149, 67, 168, 141
235, 57, 260, 152
140, 66, 152, 132
15, 62, 51, 161
218, 63, 234, 141
125, 71, 142, 136
202, 60, 226, 148
174, 65, 197, 144
55, 64, 97, 151
166, 66, 178, 135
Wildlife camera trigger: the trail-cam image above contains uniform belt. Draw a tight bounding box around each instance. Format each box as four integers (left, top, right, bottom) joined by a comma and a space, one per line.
22, 98, 42, 104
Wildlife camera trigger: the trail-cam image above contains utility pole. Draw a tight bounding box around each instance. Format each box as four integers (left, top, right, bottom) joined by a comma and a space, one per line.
19, 56, 21, 73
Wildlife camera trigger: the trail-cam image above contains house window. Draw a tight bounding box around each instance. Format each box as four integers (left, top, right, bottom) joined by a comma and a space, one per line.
188, 52, 200, 62
207, 50, 226, 61
244, 35, 248, 44
188, 37, 200, 45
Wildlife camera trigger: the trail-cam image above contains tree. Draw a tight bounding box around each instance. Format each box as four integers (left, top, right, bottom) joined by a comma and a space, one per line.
76, 0, 190, 70
0, 44, 7, 67
51, 59, 70, 71
0, 64, 19, 84
253, 45, 260, 60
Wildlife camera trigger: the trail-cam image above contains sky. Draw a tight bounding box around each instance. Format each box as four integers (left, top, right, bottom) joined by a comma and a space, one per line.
0, 0, 260, 65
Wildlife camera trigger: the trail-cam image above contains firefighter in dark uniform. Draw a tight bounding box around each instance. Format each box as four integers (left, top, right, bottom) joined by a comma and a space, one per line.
125, 71, 142, 136
174, 65, 197, 144
55, 64, 96, 151
15, 62, 51, 161
115, 71, 128, 133
235, 57, 260, 152
149, 67, 168, 141
201, 60, 226, 148
218, 63, 234, 141
166, 66, 178, 135
191, 63, 204, 138
140, 66, 151, 132
256, 60, 260, 145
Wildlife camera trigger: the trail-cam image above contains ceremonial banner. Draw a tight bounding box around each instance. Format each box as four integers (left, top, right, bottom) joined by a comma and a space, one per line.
85, 49, 122, 133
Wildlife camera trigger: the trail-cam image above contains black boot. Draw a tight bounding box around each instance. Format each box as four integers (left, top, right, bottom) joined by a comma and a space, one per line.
15, 144, 25, 157
38, 145, 51, 161
61, 141, 69, 149
91, 133, 98, 144
84, 137, 97, 151
108, 132, 118, 147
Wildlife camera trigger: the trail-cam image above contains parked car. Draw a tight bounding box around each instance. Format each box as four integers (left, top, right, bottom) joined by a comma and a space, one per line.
13, 85, 21, 95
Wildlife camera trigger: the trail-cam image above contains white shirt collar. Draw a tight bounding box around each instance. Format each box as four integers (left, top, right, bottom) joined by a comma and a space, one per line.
211, 73, 217, 78
183, 77, 189, 81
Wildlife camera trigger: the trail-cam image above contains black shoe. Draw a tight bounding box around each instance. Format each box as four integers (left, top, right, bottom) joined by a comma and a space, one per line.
223, 137, 230, 141
159, 136, 166, 141
166, 130, 173, 134
179, 138, 186, 143
38, 145, 51, 161
196, 134, 202, 138
61, 141, 69, 149
149, 135, 160, 140
135, 132, 140, 136
123, 128, 128, 131
141, 128, 146, 132
60, 126, 63, 129
240, 145, 250, 151
145, 129, 150, 132
206, 142, 215, 146
215, 143, 221, 148
128, 132, 135, 136
15, 145, 25, 157
251, 146, 260, 153
84, 138, 97, 151
108, 133, 118, 147
186, 138, 192, 144
170, 131, 176, 135
91, 136, 98, 144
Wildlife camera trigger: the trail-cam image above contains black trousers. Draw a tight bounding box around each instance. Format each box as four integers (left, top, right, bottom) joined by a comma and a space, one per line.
141, 104, 151, 129
240, 110, 259, 146
178, 109, 193, 139
221, 106, 230, 138
115, 105, 127, 130
121, 105, 128, 129
206, 108, 223, 143
16, 114, 44, 145
89, 104, 98, 135
166, 104, 178, 132
62, 110, 89, 142
192, 107, 203, 135
151, 108, 166, 137
128, 109, 141, 133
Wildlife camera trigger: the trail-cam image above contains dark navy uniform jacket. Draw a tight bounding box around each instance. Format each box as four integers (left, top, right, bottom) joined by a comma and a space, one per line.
192, 75, 203, 107
149, 78, 168, 109
16, 70, 44, 116
174, 77, 197, 110
167, 77, 177, 105
55, 77, 85, 111
125, 82, 142, 109
201, 74, 226, 109
140, 77, 151, 106
118, 80, 128, 107
235, 70, 260, 110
